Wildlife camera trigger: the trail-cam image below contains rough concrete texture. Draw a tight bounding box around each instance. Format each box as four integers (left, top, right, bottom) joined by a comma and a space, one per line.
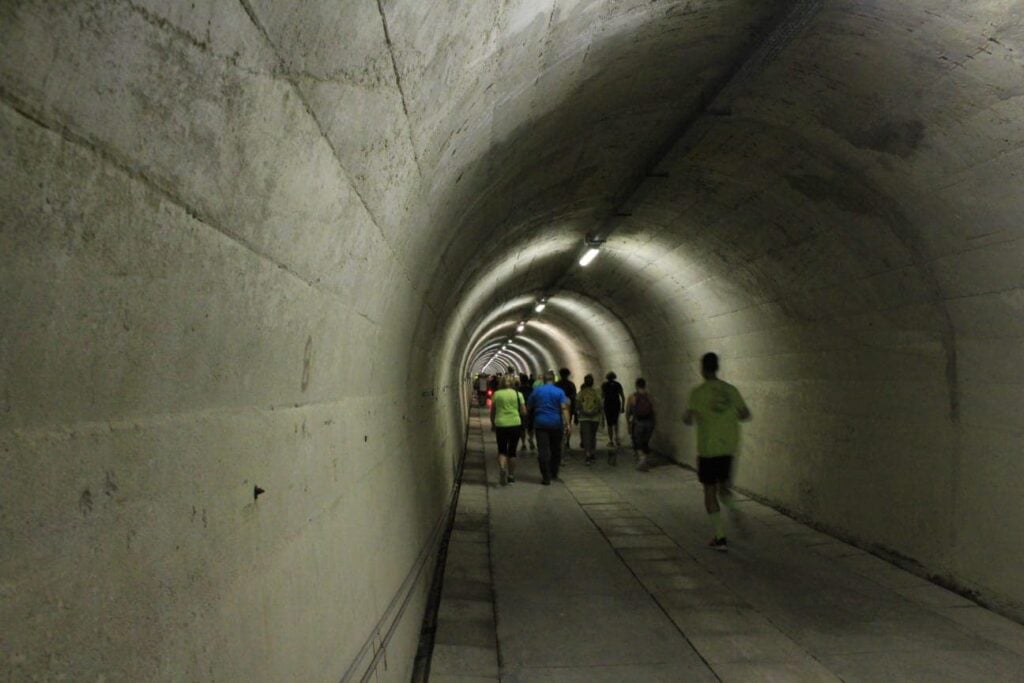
2, 0, 1023, 679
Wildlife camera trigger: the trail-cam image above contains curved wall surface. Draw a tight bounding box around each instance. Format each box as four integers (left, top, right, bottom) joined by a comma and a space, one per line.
2, 1, 1022, 680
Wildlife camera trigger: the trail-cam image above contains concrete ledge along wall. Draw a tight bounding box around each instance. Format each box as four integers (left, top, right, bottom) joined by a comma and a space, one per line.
2, 1, 1022, 680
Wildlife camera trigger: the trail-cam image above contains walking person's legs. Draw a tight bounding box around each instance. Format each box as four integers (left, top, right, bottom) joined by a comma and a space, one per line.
716, 463, 745, 534
549, 429, 563, 480
495, 428, 510, 485
580, 421, 595, 464
507, 427, 521, 483
604, 412, 617, 464
704, 483, 725, 538
535, 429, 552, 484
635, 419, 653, 471
699, 455, 732, 550
629, 420, 638, 462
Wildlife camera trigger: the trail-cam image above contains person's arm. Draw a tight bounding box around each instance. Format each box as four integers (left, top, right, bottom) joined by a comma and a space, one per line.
489, 398, 497, 431
561, 399, 572, 433
736, 389, 752, 421
625, 394, 635, 422
518, 392, 527, 418
618, 385, 626, 413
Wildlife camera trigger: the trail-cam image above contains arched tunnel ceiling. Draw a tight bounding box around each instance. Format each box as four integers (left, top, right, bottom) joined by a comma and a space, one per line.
464, 291, 641, 380
429, 0, 1024, 388
418, 0, 792, 330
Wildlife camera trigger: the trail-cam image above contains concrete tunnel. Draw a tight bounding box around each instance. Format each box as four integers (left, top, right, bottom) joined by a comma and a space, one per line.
2, 0, 1023, 680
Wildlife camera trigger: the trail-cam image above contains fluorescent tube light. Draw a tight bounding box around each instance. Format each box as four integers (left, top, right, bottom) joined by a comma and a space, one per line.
579, 247, 600, 266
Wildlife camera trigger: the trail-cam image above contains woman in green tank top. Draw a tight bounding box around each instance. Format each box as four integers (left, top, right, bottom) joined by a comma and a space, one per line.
489, 375, 526, 485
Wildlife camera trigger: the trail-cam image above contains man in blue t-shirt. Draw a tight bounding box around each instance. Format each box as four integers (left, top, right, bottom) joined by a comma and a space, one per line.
527, 370, 571, 485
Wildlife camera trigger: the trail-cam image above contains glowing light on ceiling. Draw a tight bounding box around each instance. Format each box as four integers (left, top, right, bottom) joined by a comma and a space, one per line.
579, 247, 600, 266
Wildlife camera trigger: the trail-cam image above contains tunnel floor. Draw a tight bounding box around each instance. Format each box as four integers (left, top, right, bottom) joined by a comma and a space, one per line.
426, 411, 1024, 682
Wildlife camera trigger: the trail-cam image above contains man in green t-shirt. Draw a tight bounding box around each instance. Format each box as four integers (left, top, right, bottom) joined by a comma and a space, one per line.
683, 352, 751, 551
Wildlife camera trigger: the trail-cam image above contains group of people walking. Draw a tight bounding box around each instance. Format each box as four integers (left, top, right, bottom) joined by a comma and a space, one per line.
487, 367, 659, 485
484, 352, 751, 551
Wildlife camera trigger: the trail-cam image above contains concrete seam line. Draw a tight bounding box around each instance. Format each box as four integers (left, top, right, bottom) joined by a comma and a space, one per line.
374, 0, 424, 179
0, 86, 327, 293
340, 427, 470, 682
234, 0, 420, 290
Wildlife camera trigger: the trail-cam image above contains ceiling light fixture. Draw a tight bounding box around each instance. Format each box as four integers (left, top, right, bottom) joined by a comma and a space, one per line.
579, 236, 605, 267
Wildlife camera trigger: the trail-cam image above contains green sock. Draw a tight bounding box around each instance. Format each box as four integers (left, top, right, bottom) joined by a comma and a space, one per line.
710, 511, 725, 539
720, 491, 736, 513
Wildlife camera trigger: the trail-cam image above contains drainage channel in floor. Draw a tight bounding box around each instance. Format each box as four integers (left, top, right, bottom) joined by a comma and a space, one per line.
424, 417, 501, 681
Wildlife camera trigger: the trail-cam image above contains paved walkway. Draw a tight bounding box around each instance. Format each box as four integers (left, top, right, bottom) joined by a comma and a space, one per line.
428, 412, 1024, 681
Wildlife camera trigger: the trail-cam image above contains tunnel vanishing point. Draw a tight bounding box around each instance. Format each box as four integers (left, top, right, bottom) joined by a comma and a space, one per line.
2, 1, 1024, 680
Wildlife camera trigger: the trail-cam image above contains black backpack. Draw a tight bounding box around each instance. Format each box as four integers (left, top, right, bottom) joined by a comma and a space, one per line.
633, 392, 653, 419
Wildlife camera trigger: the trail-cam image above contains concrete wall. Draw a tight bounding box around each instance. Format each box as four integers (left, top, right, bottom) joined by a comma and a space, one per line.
1, 1, 449, 680
3, 0, 1023, 680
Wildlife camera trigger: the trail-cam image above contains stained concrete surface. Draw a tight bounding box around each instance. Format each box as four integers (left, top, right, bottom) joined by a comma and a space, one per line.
430, 411, 1024, 681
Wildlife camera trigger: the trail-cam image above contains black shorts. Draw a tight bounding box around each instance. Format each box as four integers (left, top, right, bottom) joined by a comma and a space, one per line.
697, 455, 734, 485
495, 426, 521, 457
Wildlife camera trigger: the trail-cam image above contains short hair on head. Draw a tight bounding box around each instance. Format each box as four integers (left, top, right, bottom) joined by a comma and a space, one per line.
583, 373, 594, 386
543, 369, 556, 381
635, 377, 646, 388
559, 367, 571, 378
701, 352, 719, 374
501, 374, 517, 388
606, 371, 616, 380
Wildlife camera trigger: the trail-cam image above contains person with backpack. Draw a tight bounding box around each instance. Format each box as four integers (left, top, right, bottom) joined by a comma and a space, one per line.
601, 371, 626, 448
489, 374, 527, 486
575, 374, 604, 465
555, 367, 577, 451
626, 378, 656, 471
518, 373, 536, 451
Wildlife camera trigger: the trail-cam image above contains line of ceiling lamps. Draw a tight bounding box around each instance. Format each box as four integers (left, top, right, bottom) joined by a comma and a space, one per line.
488, 235, 599, 367
485, 317, 529, 369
